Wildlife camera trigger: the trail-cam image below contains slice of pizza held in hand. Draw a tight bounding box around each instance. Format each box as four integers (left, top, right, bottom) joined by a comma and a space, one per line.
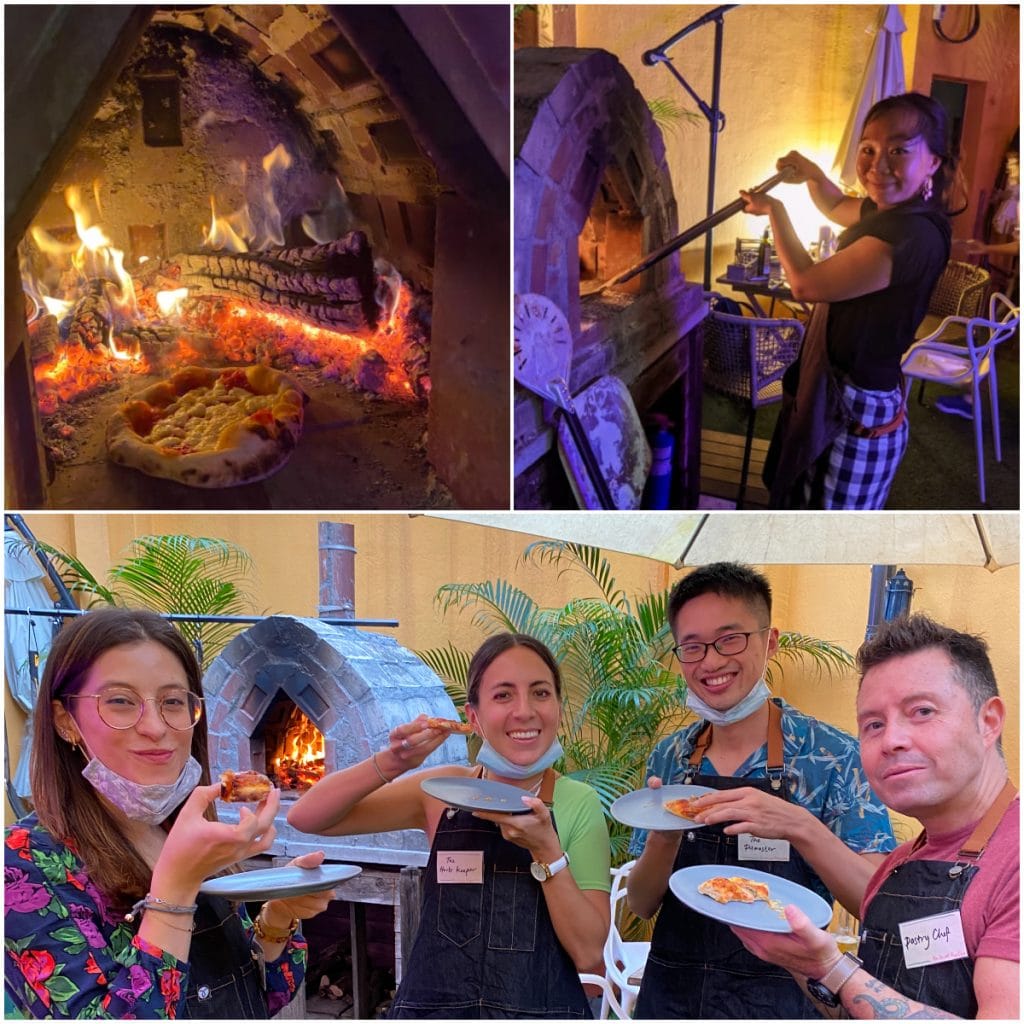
220, 769, 274, 802
106, 365, 305, 488
425, 717, 474, 735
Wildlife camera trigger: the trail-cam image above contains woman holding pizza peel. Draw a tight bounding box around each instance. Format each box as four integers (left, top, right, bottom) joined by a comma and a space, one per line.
4, 608, 335, 1019
743, 92, 958, 508
289, 633, 611, 1019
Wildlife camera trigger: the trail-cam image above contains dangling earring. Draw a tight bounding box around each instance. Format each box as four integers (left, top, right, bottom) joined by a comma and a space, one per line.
921, 176, 934, 202
59, 730, 83, 757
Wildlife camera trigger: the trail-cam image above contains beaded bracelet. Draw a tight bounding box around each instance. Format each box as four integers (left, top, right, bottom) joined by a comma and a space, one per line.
371, 751, 393, 785
124, 894, 199, 923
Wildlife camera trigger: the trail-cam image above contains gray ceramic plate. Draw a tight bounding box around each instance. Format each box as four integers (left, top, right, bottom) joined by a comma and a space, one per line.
609, 784, 716, 830
199, 863, 361, 901
669, 864, 832, 933
420, 776, 533, 815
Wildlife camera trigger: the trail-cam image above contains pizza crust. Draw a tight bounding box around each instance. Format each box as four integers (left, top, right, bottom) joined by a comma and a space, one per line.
106, 365, 305, 488
664, 797, 702, 820
425, 717, 473, 735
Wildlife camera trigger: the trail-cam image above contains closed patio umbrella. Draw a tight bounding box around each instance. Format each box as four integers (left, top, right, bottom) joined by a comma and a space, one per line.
833, 5, 907, 191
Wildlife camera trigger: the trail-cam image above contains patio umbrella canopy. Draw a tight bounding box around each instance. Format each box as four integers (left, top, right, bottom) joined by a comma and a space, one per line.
428, 513, 1019, 572
833, 5, 907, 190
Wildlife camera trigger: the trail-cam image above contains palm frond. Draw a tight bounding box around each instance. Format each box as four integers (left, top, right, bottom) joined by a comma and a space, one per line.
521, 541, 628, 610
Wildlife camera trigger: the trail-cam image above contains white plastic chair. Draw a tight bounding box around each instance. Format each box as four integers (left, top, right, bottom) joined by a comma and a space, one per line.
578, 973, 625, 1021
597, 859, 651, 1019
901, 291, 1020, 504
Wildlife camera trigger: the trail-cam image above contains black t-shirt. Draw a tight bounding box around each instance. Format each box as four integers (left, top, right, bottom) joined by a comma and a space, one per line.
826, 198, 951, 390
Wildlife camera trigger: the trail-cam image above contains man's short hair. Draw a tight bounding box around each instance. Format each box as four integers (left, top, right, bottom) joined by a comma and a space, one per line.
668, 562, 772, 629
857, 613, 999, 712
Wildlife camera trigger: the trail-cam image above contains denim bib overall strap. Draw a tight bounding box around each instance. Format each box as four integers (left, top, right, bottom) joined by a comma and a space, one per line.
183, 892, 267, 1018
859, 780, 1018, 1019
388, 768, 591, 1019
635, 699, 820, 1020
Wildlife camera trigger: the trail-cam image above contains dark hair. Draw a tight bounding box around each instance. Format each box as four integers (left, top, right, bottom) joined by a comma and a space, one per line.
667, 562, 772, 630
31, 607, 212, 907
856, 613, 999, 714
465, 633, 562, 706
863, 91, 967, 215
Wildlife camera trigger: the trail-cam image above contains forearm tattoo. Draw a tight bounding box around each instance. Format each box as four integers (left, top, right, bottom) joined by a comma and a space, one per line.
850, 978, 957, 1019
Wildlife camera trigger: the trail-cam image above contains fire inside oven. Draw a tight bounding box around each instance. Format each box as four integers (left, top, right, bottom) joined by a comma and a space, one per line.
259, 697, 325, 795
578, 161, 644, 297
17, 10, 435, 500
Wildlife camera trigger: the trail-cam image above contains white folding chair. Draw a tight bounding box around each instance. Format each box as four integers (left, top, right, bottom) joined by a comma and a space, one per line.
901, 291, 1020, 504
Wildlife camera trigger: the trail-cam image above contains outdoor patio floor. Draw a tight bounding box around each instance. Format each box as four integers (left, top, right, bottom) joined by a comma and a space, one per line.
700, 336, 1020, 510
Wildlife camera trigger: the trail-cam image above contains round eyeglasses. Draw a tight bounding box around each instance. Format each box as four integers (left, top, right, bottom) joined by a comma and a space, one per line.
65, 689, 203, 731
673, 627, 770, 664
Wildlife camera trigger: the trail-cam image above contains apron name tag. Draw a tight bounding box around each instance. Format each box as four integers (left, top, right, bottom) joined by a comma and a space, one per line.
436, 851, 484, 884
898, 910, 969, 968
738, 834, 791, 861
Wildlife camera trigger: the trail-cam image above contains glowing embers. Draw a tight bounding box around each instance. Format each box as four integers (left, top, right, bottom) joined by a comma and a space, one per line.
263, 702, 326, 794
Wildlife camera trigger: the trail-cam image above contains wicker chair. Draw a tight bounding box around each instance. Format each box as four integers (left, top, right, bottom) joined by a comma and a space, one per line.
926, 259, 990, 320
702, 297, 804, 508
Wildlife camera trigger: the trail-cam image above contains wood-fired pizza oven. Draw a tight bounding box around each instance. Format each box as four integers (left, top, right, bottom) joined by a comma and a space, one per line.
6, 5, 509, 510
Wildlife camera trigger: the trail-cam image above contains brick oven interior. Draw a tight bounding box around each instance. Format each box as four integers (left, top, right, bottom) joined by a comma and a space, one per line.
6, 5, 509, 510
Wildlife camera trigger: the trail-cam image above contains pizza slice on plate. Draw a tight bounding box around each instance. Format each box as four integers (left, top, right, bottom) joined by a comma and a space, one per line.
697, 875, 786, 917
663, 796, 703, 820
106, 365, 305, 488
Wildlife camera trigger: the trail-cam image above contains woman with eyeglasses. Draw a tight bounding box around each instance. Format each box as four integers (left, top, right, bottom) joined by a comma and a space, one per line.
4, 607, 335, 1019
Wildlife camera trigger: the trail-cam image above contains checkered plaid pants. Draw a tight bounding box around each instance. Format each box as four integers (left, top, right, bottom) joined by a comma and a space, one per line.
804, 381, 909, 509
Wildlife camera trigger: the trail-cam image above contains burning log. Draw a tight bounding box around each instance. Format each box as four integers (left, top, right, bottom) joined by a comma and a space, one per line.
28, 314, 61, 366
177, 231, 378, 334
60, 280, 112, 350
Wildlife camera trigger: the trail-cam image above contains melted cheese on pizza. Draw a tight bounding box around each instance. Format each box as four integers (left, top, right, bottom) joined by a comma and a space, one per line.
698, 876, 772, 904
664, 797, 702, 820
144, 379, 274, 453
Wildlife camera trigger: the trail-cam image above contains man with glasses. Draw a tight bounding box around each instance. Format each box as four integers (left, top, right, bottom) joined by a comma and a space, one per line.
626, 562, 895, 1019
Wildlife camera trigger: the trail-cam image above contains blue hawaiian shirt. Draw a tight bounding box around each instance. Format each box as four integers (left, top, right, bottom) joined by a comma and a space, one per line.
628, 698, 896, 901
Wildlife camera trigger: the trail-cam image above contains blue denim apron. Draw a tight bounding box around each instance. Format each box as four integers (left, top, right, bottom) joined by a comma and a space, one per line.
634, 700, 821, 1019
388, 769, 592, 1019
858, 781, 1017, 1019
182, 893, 267, 1018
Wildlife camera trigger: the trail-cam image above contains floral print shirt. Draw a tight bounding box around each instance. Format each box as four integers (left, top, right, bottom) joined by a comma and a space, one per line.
4, 815, 306, 1019
628, 697, 898, 902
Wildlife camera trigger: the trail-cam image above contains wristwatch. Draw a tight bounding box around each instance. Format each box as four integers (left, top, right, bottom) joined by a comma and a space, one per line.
530, 851, 569, 882
807, 952, 864, 1007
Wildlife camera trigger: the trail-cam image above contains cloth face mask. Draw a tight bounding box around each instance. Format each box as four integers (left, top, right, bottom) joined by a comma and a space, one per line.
83, 754, 203, 825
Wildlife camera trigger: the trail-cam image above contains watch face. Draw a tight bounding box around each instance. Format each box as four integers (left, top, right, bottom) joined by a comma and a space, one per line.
529, 861, 549, 882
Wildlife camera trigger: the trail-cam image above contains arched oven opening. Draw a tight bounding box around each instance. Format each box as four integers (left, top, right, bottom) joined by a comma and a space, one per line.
7, 5, 509, 510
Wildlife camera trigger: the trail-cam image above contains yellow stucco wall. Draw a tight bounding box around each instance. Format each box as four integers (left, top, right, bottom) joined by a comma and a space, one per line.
6, 513, 1018, 827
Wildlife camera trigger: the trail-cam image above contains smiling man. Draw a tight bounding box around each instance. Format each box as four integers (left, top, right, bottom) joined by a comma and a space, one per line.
733, 614, 1019, 1019
626, 562, 896, 1019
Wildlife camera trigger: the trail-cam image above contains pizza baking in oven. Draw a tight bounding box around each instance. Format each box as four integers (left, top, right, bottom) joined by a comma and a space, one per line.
219, 770, 274, 803
106, 365, 305, 488
425, 717, 473, 735
664, 796, 703, 820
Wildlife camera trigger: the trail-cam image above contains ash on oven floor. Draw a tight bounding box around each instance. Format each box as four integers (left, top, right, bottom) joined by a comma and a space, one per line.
42, 378, 453, 510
